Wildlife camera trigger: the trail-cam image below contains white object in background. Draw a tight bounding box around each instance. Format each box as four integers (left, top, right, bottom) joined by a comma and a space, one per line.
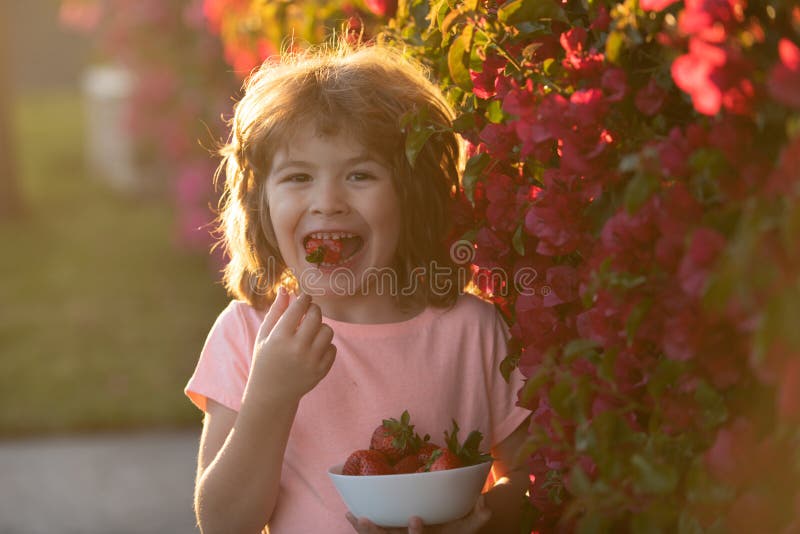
328, 460, 493, 527
82, 65, 138, 192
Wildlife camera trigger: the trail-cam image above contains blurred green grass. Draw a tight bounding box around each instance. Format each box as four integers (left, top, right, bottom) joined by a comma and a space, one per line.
0, 90, 229, 436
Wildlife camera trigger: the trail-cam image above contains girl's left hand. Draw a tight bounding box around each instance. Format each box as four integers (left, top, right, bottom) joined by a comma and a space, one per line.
345, 495, 491, 534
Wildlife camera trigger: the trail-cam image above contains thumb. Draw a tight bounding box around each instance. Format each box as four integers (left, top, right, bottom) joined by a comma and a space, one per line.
257, 286, 291, 339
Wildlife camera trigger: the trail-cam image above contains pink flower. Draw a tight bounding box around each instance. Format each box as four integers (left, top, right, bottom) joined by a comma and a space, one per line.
364, 0, 397, 17
672, 38, 754, 115
202, 0, 248, 34
478, 122, 518, 160
678, 228, 726, 298
470, 55, 507, 100
543, 265, 579, 307
768, 38, 800, 109
640, 0, 680, 10
679, 0, 746, 43
635, 78, 668, 116
705, 417, 757, 487
601, 68, 628, 102
485, 172, 521, 233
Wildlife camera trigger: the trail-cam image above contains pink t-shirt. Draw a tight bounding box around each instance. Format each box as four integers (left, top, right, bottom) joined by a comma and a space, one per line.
186, 293, 530, 534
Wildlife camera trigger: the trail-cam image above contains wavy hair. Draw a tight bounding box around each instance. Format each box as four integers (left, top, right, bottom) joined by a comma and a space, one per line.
214, 42, 467, 311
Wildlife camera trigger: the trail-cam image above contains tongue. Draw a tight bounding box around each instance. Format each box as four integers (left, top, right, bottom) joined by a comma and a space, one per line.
340, 236, 363, 259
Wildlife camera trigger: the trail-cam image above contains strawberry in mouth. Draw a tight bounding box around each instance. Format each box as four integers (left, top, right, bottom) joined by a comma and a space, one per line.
304, 232, 364, 267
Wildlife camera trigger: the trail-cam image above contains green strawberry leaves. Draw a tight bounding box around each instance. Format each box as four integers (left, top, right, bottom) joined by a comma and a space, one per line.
305, 246, 325, 264
444, 419, 494, 466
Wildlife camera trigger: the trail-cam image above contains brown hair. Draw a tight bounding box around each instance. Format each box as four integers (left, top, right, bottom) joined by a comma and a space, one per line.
213, 42, 467, 311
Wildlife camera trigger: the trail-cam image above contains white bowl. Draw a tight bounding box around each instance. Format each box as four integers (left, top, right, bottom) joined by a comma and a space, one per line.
328, 460, 493, 527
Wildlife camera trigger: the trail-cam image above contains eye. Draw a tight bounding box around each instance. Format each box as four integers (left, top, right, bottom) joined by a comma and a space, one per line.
347, 172, 377, 182
282, 173, 311, 183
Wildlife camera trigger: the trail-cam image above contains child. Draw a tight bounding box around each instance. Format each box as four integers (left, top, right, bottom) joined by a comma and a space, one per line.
185, 43, 531, 534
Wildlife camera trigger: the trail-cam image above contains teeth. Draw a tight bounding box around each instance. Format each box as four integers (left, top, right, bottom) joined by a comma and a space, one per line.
308, 231, 357, 240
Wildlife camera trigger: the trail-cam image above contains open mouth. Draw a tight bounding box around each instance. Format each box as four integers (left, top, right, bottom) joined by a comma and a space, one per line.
303, 232, 365, 267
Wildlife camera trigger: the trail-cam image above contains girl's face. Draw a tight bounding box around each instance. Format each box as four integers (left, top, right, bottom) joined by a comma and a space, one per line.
264, 126, 402, 299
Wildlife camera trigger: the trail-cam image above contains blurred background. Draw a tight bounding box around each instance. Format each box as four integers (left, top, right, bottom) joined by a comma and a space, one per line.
1, 1, 237, 532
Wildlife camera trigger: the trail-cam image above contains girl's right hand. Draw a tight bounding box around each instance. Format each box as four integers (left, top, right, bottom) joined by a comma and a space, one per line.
246, 288, 337, 405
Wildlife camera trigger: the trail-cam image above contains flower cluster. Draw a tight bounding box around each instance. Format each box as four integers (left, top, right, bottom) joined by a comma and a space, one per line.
191, 0, 800, 529
389, 0, 800, 529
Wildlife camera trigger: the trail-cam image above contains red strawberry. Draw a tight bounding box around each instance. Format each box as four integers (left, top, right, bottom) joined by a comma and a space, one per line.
304, 238, 343, 264
370, 410, 421, 462
393, 454, 422, 474
342, 449, 393, 476
426, 447, 463, 471
416, 442, 439, 465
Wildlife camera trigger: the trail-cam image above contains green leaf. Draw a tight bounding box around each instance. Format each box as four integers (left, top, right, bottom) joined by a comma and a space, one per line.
694, 379, 728, 428
569, 462, 592, 496
497, 0, 567, 25
462, 152, 490, 203
624, 172, 659, 213
486, 99, 505, 124
405, 126, 434, 167
549, 379, 573, 418
605, 30, 625, 64
564, 339, 601, 362
625, 297, 652, 346
631, 454, 678, 494
447, 27, 473, 91
512, 224, 526, 256
499, 349, 520, 383
452, 112, 476, 133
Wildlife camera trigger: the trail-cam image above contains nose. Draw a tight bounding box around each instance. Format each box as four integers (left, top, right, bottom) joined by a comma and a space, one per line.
309, 178, 349, 216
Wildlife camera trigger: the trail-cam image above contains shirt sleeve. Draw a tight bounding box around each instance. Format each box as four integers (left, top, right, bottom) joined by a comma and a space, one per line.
184, 301, 252, 413
486, 306, 530, 448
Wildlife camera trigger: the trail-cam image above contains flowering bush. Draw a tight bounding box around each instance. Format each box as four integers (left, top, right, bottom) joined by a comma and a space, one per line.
210, 0, 799, 530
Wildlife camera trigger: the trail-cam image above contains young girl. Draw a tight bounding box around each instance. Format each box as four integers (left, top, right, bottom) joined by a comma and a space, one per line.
185, 43, 531, 534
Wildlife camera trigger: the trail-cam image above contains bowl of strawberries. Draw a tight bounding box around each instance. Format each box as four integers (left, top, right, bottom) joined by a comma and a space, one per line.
328, 411, 493, 528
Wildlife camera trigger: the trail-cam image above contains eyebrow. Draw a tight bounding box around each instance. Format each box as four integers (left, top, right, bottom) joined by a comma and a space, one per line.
270, 153, 386, 175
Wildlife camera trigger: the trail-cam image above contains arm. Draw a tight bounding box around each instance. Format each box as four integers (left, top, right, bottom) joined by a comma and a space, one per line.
479, 417, 530, 534
194, 291, 336, 534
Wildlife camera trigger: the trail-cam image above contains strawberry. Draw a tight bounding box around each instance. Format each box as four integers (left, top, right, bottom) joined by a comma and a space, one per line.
342, 449, 393, 476
369, 410, 422, 463
304, 238, 344, 264
416, 442, 439, 465
393, 454, 422, 474
426, 447, 463, 471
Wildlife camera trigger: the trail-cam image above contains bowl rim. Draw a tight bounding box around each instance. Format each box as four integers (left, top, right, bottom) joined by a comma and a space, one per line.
328, 459, 493, 479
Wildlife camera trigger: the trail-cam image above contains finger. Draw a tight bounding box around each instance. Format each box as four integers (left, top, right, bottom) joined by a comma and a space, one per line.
296, 303, 323, 344
346, 514, 385, 534
346, 512, 364, 533
317, 343, 337, 376
408, 516, 425, 534
457, 495, 491, 533
310, 323, 334, 355
257, 286, 290, 339
272, 292, 312, 335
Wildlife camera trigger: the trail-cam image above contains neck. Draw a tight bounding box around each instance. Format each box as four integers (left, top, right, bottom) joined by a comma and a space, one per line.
313, 292, 423, 324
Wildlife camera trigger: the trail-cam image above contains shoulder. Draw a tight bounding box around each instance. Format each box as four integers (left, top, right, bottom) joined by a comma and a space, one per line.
429, 293, 504, 333
446, 293, 501, 321
210, 299, 267, 335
